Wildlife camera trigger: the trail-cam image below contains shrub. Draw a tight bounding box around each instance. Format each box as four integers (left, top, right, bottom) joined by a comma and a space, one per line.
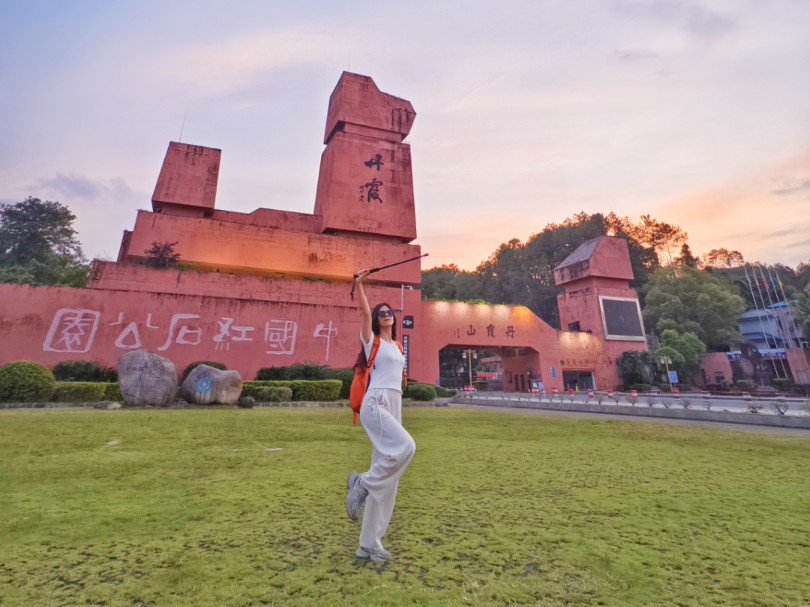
0, 361, 56, 402
735, 380, 756, 393
53, 360, 117, 382
772, 378, 793, 392
434, 385, 457, 397
629, 383, 654, 393
254, 387, 293, 402
288, 362, 330, 380
292, 380, 341, 401
255, 367, 290, 381
328, 368, 354, 399
102, 383, 123, 401
241, 380, 341, 402
144, 240, 180, 268
238, 396, 255, 409
181, 361, 227, 382
406, 384, 436, 402
53, 382, 107, 402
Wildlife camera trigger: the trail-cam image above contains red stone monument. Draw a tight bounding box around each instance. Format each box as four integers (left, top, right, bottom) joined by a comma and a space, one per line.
0, 72, 647, 391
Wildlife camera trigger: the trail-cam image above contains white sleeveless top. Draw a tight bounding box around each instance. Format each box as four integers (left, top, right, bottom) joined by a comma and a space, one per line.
361, 331, 405, 391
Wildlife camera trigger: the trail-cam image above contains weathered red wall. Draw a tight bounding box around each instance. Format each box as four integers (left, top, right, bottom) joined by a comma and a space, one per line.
0, 282, 417, 381
120, 211, 422, 284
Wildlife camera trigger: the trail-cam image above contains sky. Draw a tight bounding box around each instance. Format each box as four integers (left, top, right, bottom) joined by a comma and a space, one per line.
1, 0, 809, 270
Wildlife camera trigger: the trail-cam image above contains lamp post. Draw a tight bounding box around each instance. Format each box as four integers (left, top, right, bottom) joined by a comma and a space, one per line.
660, 356, 673, 391
462, 348, 477, 389
400, 284, 413, 332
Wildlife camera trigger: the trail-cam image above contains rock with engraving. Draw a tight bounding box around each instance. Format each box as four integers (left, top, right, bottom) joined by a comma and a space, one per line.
181, 364, 243, 406
118, 350, 178, 406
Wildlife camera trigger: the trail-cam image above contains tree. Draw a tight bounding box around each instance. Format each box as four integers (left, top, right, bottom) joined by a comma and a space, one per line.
643, 266, 746, 350
676, 243, 699, 268
796, 262, 810, 290
660, 329, 706, 384
704, 248, 745, 268
421, 264, 484, 302
476, 212, 660, 327
625, 214, 687, 265
144, 241, 181, 269
0, 197, 88, 287
793, 291, 810, 338
618, 351, 661, 387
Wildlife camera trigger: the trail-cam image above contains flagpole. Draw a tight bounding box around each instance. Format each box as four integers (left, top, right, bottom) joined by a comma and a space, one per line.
765, 266, 791, 378
760, 265, 790, 379
746, 264, 780, 382
774, 268, 810, 384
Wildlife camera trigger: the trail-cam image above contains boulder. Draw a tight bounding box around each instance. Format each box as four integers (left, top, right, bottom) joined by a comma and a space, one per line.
118, 350, 178, 406
181, 364, 243, 406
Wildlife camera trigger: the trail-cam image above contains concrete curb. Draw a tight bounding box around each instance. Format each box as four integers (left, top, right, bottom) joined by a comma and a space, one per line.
451, 396, 810, 429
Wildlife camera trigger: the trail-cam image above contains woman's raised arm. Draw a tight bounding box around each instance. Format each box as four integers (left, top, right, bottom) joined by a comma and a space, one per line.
355, 269, 372, 344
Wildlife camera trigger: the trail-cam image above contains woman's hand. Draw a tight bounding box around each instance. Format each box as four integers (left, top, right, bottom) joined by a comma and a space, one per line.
355, 269, 371, 284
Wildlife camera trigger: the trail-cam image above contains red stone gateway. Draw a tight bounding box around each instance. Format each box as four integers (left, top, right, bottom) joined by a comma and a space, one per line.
0, 73, 647, 391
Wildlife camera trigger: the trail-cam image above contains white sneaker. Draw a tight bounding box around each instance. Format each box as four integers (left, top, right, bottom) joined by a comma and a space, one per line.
356, 546, 390, 563
345, 471, 368, 521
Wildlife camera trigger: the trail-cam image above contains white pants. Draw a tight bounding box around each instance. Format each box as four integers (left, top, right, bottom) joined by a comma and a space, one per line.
358, 388, 416, 551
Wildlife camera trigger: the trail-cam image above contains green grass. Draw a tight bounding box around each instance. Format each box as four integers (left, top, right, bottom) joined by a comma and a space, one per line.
1, 408, 809, 606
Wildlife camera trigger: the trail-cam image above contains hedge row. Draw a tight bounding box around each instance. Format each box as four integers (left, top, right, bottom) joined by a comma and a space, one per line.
241, 380, 342, 402
404, 383, 437, 401
52, 382, 123, 402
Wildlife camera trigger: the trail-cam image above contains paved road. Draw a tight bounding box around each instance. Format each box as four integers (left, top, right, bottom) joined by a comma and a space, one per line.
451, 392, 810, 436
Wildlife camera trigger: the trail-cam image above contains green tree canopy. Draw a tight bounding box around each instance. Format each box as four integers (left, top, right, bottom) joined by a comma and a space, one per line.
643, 266, 745, 350
420, 264, 484, 302
0, 197, 88, 287
660, 329, 706, 383
793, 291, 810, 338
472, 212, 660, 327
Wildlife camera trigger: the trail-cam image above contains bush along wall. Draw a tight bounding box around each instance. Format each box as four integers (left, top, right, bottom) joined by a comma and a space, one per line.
241, 380, 341, 402
404, 383, 437, 401
0, 361, 56, 402
53, 382, 108, 403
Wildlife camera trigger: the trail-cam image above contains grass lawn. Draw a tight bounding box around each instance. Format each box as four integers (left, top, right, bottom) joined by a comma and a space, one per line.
1, 407, 809, 607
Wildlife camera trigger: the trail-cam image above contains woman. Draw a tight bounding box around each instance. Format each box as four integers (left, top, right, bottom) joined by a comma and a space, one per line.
345, 269, 416, 563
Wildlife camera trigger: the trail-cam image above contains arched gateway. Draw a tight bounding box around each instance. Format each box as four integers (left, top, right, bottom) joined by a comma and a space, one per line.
0, 73, 647, 391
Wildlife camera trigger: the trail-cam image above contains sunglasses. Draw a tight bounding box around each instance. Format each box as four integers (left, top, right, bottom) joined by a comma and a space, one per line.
376, 309, 395, 318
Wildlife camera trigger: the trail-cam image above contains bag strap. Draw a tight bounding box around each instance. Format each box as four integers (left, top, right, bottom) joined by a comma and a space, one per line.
352, 335, 381, 426
367, 335, 381, 367
394, 340, 407, 388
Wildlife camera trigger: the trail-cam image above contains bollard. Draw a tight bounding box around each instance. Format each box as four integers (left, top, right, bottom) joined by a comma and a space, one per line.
608, 390, 614, 402
629, 389, 638, 405
553, 387, 559, 401
587, 389, 594, 401
672, 388, 680, 401
703, 391, 712, 410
